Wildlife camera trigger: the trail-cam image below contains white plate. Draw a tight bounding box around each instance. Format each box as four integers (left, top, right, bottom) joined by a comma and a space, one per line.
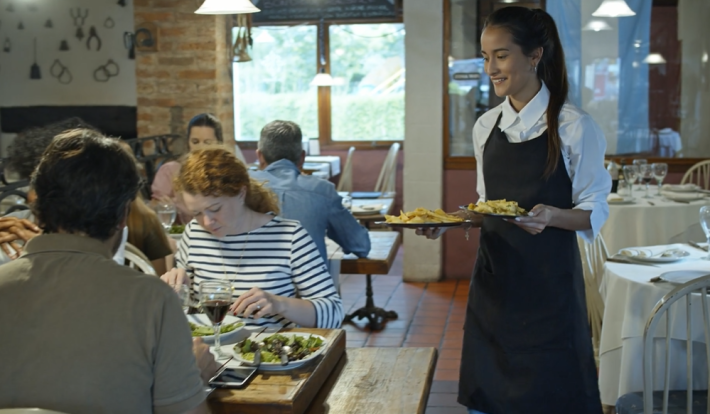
659, 270, 710, 285
662, 192, 706, 202
351, 204, 384, 215
232, 332, 327, 371
662, 184, 700, 193
187, 314, 244, 344
618, 248, 691, 263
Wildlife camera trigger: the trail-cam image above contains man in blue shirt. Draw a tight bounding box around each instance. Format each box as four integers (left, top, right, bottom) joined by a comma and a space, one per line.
250, 120, 370, 263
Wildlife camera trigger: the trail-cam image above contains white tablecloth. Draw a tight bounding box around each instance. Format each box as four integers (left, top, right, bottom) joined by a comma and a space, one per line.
601, 189, 706, 254
598, 244, 710, 405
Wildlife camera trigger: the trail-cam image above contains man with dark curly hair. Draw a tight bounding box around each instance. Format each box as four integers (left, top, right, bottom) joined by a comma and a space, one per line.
0, 118, 128, 264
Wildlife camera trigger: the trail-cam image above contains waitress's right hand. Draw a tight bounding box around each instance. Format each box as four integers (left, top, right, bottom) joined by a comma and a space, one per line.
160, 267, 190, 287
415, 210, 475, 240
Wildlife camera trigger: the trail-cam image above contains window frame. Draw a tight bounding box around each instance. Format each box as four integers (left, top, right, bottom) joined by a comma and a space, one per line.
442, 0, 702, 173
239, 15, 404, 151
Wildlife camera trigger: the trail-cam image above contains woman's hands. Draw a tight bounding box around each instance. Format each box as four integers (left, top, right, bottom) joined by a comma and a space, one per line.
160, 267, 190, 286
506, 204, 557, 235
229, 287, 281, 320
0, 217, 41, 259
415, 210, 480, 240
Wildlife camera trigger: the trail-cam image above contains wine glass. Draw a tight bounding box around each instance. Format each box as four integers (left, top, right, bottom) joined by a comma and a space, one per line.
622, 165, 639, 198
176, 285, 191, 313
155, 201, 177, 232
699, 206, 710, 261
199, 280, 233, 359
652, 163, 668, 196
632, 159, 648, 167
638, 164, 654, 199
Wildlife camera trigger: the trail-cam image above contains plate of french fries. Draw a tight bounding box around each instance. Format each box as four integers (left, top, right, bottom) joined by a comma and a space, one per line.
461, 199, 529, 218
378, 208, 466, 228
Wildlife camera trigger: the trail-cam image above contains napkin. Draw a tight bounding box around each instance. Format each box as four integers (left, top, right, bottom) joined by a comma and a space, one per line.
660, 191, 705, 201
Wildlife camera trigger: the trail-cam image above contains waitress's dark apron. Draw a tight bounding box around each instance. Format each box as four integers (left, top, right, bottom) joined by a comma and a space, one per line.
458, 115, 602, 414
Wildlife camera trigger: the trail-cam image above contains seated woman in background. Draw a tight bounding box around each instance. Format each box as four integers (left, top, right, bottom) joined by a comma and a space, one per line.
127, 194, 172, 275
160, 148, 343, 329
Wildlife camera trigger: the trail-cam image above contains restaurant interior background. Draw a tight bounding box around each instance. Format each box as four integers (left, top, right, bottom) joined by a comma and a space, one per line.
0, 0, 708, 280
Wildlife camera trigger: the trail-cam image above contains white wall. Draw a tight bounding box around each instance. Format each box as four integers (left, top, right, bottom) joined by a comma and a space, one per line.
403, 0, 444, 282
0, 0, 136, 107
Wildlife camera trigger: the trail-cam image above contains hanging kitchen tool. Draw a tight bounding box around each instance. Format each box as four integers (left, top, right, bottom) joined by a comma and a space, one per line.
6, 2, 14, 12
104, 17, 115, 29
59, 39, 69, 51
50, 59, 72, 84
45, 19, 53, 28
70, 8, 89, 40
123, 32, 135, 60
86, 26, 101, 51
246, 13, 253, 47
232, 14, 251, 63
30, 38, 41, 80
18, 21, 24, 30
3, 38, 10, 53
93, 59, 119, 82
117, 0, 127, 6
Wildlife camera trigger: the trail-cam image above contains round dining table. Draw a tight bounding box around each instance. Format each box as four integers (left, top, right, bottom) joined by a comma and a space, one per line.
598, 243, 710, 406
601, 188, 707, 254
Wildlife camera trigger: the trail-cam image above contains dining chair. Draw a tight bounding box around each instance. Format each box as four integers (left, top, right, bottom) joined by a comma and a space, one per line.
124, 249, 157, 275
681, 160, 710, 190
374, 143, 400, 197
615, 274, 710, 414
336, 146, 356, 193
578, 234, 609, 366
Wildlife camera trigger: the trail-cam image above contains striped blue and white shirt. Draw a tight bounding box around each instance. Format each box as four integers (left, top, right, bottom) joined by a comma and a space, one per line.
176, 216, 343, 329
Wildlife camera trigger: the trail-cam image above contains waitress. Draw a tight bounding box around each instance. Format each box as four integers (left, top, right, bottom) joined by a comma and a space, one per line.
418, 7, 610, 414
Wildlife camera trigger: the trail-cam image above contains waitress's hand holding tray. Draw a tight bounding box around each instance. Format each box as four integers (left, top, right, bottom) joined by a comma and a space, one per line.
467, 199, 555, 235
379, 207, 473, 239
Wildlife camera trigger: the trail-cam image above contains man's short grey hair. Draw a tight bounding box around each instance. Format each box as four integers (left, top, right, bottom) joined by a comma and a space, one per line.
258, 120, 303, 165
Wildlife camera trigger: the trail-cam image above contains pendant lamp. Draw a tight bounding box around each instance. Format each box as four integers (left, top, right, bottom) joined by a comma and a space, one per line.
643, 53, 666, 64
310, 18, 335, 87
195, 0, 260, 14
592, 0, 636, 17
582, 19, 612, 32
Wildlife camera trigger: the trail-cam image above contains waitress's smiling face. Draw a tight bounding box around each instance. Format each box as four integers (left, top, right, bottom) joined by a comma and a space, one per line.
481, 26, 539, 100
183, 190, 246, 238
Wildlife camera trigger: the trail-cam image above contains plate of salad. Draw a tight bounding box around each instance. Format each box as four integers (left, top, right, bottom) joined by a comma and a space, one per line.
233, 332, 327, 371
187, 314, 244, 344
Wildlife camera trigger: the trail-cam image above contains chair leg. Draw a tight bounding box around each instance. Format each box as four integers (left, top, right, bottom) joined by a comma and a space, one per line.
343, 274, 398, 330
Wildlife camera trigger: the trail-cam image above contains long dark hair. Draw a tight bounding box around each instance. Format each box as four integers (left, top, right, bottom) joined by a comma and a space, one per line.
484, 7, 568, 178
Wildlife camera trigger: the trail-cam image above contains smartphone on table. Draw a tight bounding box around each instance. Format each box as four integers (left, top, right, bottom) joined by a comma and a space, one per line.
208, 365, 257, 389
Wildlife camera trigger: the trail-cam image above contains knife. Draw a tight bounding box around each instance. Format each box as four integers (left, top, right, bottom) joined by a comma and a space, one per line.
607, 257, 660, 267
688, 241, 709, 252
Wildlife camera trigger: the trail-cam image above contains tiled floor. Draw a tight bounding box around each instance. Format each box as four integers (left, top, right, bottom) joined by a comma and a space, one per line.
339, 247, 469, 413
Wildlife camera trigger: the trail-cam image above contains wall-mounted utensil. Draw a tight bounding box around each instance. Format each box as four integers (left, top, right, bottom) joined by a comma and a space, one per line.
50, 59, 72, 84
3, 38, 10, 53
6, 2, 14, 12
70, 8, 88, 40
59, 39, 69, 51
30, 38, 41, 80
104, 17, 115, 29
117, 0, 127, 6
86, 26, 101, 50
18, 21, 24, 30
123, 32, 135, 59
93, 59, 119, 82
45, 19, 53, 28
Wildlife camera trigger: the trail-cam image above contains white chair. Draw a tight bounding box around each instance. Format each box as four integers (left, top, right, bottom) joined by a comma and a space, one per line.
615, 274, 710, 414
124, 250, 157, 275
336, 146, 356, 193
681, 160, 710, 190
374, 143, 400, 196
578, 234, 610, 366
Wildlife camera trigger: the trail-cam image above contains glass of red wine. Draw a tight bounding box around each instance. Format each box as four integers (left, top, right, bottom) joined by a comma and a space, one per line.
199, 280, 233, 359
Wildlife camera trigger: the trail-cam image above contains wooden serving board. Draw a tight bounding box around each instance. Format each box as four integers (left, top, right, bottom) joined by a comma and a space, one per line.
208, 328, 346, 414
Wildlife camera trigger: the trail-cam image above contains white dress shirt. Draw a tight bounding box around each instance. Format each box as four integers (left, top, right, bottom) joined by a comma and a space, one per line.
473, 83, 611, 243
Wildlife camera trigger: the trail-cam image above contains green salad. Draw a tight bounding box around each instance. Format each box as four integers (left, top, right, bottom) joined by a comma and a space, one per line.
235, 334, 324, 363
189, 321, 243, 337
169, 224, 185, 234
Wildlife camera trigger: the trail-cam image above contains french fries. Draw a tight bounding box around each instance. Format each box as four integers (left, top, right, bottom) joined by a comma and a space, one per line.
467, 199, 527, 216
385, 207, 463, 224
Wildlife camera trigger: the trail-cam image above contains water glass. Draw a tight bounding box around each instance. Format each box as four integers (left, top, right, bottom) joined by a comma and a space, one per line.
652, 163, 668, 195
176, 284, 191, 313
638, 164, 654, 198
700, 206, 710, 261
622, 165, 639, 198
632, 159, 648, 167
156, 202, 177, 231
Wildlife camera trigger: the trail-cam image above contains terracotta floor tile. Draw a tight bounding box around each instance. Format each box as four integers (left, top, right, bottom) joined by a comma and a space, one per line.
430, 380, 459, 394
444, 330, 464, 340
346, 340, 366, 348
410, 317, 445, 326
427, 393, 461, 407
436, 358, 462, 371
408, 325, 446, 335
439, 348, 463, 360
441, 338, 464, 350
365, 336, 404, 347
434, 369, 460, 381
406, 333, 444, 344
426, 407, 468, 414
402, 342, 440, 348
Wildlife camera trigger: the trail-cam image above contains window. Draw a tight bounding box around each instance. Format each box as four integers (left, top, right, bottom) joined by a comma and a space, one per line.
233, 22, 405, 147
444, 0, 706, 171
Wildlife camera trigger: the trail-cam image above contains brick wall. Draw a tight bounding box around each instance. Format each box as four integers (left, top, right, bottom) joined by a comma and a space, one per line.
133, 0, 234, 146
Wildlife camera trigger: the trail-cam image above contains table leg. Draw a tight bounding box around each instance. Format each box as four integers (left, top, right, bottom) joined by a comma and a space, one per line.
343, 274, 398, 330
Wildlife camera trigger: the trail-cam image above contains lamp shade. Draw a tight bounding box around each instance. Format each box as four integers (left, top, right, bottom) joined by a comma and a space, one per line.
592, 0, 636, 17
643, 53, 666, 64
582, 20, 612, 32
310, 72, 335, 87
195, 0, 260, 14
